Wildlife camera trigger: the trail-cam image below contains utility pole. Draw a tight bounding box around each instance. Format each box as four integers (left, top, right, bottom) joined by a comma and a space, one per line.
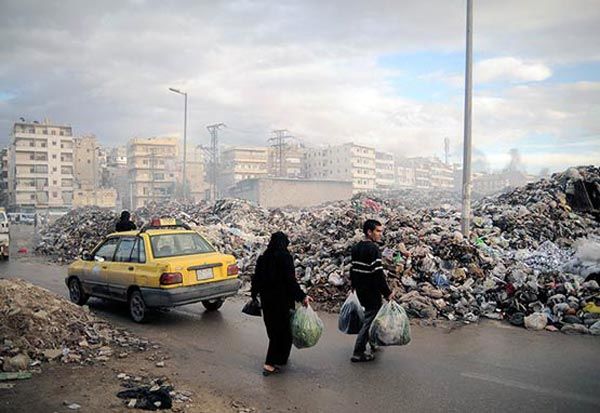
268, 129, 294, 177
461, 0, 473, 237
444, 137, 450, 165
206, 123, 225, 201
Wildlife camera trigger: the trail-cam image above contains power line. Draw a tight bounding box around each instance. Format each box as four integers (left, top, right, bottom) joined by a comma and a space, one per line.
268, 129, 294, 177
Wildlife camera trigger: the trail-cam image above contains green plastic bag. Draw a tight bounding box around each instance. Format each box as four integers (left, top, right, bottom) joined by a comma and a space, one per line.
290, 304, 324, 349
369, 301, 411, 346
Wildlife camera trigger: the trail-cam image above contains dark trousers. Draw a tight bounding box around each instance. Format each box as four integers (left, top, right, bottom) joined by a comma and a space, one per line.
263, 306, 293, 366
353, 307, 379, 356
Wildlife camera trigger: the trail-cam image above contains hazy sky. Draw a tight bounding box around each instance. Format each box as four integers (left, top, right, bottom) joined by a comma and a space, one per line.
1, 0, 599, 173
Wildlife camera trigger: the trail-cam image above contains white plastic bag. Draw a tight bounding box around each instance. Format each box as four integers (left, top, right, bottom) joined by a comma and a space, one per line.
369, 300, 411, 346
290, 304, 324, 349
338, 292, 364, 334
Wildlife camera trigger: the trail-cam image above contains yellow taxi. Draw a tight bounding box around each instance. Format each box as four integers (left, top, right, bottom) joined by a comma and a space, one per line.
66, 218, 241, 322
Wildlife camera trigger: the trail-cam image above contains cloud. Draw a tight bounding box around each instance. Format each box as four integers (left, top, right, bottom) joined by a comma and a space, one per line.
475, 57, 552, 83
0, 0, 598, 175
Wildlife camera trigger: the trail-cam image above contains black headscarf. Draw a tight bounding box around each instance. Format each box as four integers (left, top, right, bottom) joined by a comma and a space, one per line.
120, 210, 131, 221
266, 231, 289, 252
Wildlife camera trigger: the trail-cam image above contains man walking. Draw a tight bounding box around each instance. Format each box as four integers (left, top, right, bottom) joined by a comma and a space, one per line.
350, 219, 393, 362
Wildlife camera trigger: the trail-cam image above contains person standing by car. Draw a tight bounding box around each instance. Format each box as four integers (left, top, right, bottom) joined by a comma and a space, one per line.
251, 231, 312, 376
350, 219, 394, 362
115, 210, 136, 232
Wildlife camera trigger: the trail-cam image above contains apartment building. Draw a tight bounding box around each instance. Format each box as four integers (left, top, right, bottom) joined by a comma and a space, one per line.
102, 145, 128, 209
305, 143, 376, 193
8, 120, 74, 212
267, 142, 305, 179
127, 137, 179, 209
375, 151, 395, 191
395, 157, 454, 190
219, 147, 269, 194
73, 135, 101, 190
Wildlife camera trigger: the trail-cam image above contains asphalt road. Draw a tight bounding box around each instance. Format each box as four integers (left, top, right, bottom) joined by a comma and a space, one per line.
2, 259, 599, 413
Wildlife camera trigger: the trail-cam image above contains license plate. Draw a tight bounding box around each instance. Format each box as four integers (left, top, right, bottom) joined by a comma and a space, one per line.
196, 268, 214, 281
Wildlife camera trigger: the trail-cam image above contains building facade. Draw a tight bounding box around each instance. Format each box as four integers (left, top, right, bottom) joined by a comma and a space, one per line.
305, 143, 376, 193
127, 137, 179, 209
73, 188, 117, 209
395, 157, 454, 190
184, 145, 207, 202
219, 147, 269, 195
8, 120, 74, 212
73, 135, 101, 190
375, 151, 395, 191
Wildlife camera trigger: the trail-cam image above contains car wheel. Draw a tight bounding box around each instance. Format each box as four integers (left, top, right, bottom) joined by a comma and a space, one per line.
202, 298, 224, 311
68, 278, 89, 305
129, 290, 147, 323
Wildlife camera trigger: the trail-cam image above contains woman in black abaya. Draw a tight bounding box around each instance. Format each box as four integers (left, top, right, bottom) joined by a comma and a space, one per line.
251, 232, 312, 375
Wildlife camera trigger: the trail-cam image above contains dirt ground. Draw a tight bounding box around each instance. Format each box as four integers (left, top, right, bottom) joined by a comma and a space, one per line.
0, 350, 253, 413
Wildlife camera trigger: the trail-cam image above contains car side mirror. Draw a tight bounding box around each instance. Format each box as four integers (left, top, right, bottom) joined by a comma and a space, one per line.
94, 255, 105, 263
81, 251, 92, 261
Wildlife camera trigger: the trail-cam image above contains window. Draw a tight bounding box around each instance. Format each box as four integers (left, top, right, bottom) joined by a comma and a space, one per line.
52, 191, 58, 197
51, 130, 56, 135
52, 154, 57, 159
41, 142, 46, 148
130, 238, 146, 263
53, 180, 57, 185
59, 131, 64, 136
93, 238, 119, 261
52, 141, 57, 146
87, 159, 91, 164
114, 238, 136, 262
29, 141, 34, 147
150, 233, 214, 258
30, 194, 35, 200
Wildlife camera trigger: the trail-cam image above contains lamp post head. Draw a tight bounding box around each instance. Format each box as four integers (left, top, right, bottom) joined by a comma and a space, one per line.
168, 87, 184, 95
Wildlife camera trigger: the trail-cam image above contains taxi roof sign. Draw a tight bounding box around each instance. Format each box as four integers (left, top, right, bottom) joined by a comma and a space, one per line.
140, 217, 191, 232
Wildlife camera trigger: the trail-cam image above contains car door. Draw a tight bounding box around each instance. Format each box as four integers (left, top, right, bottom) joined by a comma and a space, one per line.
108, 237, 139, 301
84, 237, 119, 297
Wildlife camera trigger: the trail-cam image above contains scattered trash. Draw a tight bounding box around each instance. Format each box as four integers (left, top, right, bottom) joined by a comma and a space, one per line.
0, 279, 153, 373
241, 298, 262, 317
32, 166, 600, 336
524, 313, 548, 331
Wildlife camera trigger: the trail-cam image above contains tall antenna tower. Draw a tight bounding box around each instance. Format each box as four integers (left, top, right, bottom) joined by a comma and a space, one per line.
268, 129, 294, 177
206, 123, 226, 201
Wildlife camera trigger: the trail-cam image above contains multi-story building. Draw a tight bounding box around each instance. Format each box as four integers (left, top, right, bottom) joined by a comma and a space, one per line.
395, 157, 454, 190
127, 137, 179, 209
8, 119, 74, 212
219, 147, 269, 195
305, 143, 376, 193
73, 135, 101, 190
375, 151, 395, 191
268, 142, 305, 179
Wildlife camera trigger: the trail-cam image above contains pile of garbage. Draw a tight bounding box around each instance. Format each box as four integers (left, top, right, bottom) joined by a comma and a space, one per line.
35, 207, 120, 263
34, 166, 600, 334
0, 279, 155, 373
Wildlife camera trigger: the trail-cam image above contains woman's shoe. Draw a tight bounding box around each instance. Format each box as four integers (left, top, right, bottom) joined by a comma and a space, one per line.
262, 366, 281, 376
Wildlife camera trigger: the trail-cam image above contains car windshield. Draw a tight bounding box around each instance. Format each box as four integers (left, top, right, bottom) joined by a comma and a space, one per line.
150, 232, 215, 258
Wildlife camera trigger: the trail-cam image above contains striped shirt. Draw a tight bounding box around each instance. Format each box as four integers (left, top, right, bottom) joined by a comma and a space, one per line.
350, 240, 392, 310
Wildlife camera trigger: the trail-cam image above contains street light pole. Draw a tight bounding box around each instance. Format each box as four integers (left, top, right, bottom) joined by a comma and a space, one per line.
461, 0, 473, 237
169, 87, 188, 201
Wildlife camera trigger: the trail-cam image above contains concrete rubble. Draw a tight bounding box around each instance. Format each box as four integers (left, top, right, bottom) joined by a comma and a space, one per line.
0, 279, 155, 374
34, 166, 600, 334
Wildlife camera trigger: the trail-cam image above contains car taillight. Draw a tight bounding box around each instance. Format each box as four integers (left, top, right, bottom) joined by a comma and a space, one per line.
160, 272, 182, 285
227, 264, 239, 276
